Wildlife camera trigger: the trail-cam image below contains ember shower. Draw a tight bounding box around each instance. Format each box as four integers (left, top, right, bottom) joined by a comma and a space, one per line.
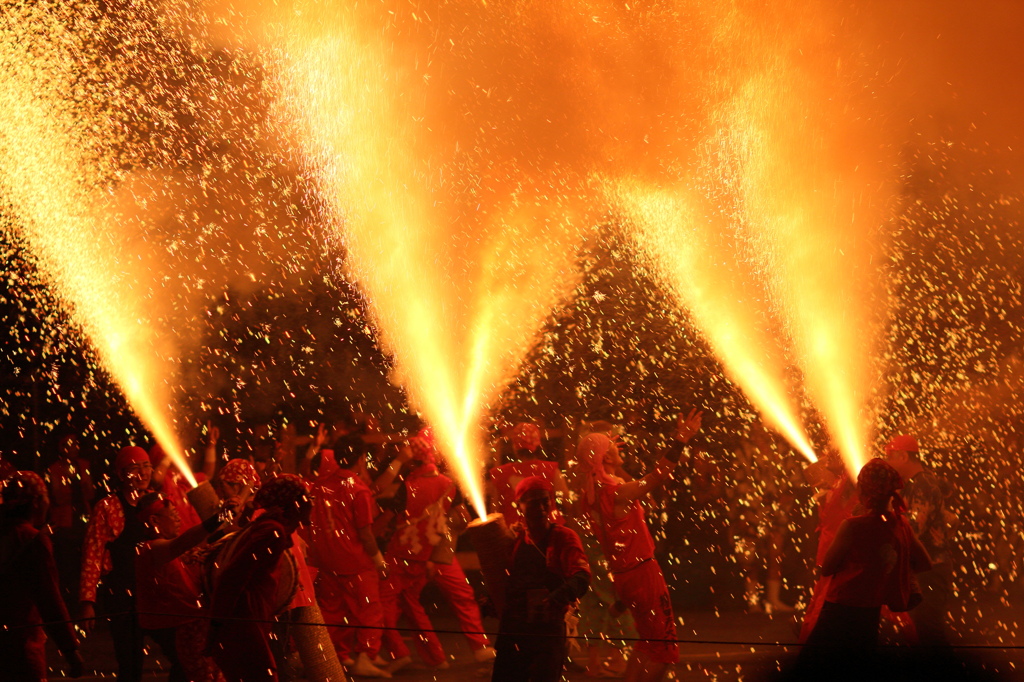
4, 0, 1024, 496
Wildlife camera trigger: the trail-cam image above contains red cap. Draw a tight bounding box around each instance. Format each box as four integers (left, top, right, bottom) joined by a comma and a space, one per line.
511, 423, 542, 453
409, 427, 437, 465
885, 435, 918, 454
515, 475, 553, 501
115, 446, 151, 474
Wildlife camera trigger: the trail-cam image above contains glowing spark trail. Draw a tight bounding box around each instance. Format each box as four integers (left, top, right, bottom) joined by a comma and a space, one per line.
0, 8, 197, 486
190, 0, 585, 515
613, 181, 817, 462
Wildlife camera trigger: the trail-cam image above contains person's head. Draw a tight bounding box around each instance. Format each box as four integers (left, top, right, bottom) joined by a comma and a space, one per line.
903, 471, 947, 527
884, 435, 920, 479
333, 434, 369, 474
148, 443, 170, 486
408, 428, 437, 470
115, 446, 153, 492
215, 458, 260, 515
136, 493, 181, 539
511, 422, 543, 460
254, 474, 311, 533
1, 471, 49, 527
59, 434, 80, 461
515, 476, 554, 537
580, 432, 622, 468
857, 458, 904, 515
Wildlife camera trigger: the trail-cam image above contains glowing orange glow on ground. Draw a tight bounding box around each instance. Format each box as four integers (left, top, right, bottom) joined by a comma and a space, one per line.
0, 12, 197, 487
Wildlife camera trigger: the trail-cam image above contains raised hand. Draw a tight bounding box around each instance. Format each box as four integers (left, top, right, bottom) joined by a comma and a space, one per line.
675, 409, 703, 443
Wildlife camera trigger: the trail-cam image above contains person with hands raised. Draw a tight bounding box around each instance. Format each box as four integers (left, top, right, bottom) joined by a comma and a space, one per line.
575, 409, 703, 682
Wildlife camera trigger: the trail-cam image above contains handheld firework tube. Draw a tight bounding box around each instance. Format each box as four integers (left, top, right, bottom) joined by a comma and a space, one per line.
465, 513, 515, 617
289, 604, 348, 682
185, 480, 221, 521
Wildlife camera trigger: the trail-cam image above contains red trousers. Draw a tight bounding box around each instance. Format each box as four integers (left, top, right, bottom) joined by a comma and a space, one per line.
380, 559, 445, 666
315, 569, 383, 659
612, 559, 678, 664
432, 560, 490, 651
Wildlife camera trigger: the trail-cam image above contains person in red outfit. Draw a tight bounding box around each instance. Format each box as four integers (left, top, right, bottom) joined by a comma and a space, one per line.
576, 410, 702, 682
307, 434, 389, 677
491, 476, 591, 682
799, 448, 859, 642
207, 474, 312, 682
47, 434, 95, 603
0, 472, 84, 681
794, 459, 932, 681
80, 445, 183, 682
489, 423, 568, 527
379, 430, 454, 670
135, 493, 229, 682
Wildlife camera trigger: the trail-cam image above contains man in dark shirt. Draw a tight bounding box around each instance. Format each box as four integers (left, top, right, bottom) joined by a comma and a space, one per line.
492, 476, 590, 682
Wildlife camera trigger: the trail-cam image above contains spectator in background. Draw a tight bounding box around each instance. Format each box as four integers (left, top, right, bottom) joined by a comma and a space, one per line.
489, 422, 568, 527
47, 433, 94, 604
379, 430, 454, 671
149, 443, 203, 533
0, 472, 84, 681
307, 435, 389, 678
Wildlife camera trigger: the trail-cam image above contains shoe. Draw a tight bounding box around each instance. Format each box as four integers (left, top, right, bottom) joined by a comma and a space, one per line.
473, 646, 497, 663
372, 656, 387, 667
387, 656, 413, 674
350, 652, 392, 678
430, 660, 451, 670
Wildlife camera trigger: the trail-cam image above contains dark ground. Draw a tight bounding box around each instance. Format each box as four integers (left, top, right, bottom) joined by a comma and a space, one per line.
46, 609, 1023, 682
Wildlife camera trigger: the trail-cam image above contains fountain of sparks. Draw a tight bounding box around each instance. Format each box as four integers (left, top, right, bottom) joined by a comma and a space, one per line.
601, 1, 895, 472
712, 5, 892, 474
611, 180, 818, 462
0, 7, 197, 486
186, 0, 590, 516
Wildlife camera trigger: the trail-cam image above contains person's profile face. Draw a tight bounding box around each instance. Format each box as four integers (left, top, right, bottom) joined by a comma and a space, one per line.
603, 441, 623, 467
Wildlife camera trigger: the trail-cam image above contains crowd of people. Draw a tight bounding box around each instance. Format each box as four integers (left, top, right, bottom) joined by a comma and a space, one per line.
0, 404, 971, 682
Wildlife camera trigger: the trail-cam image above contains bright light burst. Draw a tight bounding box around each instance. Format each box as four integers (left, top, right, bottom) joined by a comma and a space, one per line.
611, 180, 818, 462
0, 6, 197, 486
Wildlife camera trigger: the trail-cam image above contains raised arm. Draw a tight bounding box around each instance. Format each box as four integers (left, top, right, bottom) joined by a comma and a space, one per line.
201, 423, 220, 480
147, 512, 226, 566
614, 409, 703, 507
